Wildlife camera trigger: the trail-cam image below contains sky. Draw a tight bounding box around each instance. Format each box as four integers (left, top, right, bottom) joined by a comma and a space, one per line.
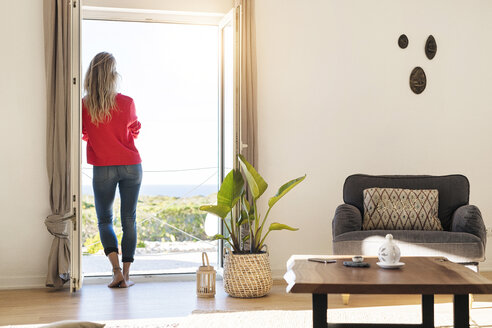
81, 19, 223, 187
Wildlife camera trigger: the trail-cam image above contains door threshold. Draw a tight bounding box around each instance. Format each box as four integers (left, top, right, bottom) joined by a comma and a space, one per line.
83, 272, 223, 285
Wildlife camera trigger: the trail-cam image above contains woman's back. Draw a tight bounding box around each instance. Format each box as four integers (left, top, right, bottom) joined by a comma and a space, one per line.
82, 93, 141, 166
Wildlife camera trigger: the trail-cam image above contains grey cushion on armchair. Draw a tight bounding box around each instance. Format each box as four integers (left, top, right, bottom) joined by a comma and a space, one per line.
332, 174, 486, 264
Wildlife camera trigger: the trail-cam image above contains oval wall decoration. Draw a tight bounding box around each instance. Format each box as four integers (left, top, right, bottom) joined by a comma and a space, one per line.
398, 34, 408, 49
425, 35, 437, 60
409, 67, 426, 94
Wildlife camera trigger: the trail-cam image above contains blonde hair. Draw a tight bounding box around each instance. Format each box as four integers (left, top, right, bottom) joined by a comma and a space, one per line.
83, 52, 119, 125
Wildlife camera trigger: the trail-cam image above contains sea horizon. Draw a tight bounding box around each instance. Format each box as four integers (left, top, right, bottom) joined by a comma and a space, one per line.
82, 184, 217, 197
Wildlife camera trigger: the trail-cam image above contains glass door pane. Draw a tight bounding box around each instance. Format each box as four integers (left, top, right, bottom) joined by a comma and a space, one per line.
216, 9, 237, 265
81, 19, 219, 276
223, 22, 234, 178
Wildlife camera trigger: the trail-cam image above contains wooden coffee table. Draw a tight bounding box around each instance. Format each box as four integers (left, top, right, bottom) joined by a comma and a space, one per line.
284, 256, 492, 328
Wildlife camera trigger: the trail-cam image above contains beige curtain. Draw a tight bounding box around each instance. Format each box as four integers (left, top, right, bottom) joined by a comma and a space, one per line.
238, 0, 258, 168
236, 0, 258, 251
43, 0, 72, 288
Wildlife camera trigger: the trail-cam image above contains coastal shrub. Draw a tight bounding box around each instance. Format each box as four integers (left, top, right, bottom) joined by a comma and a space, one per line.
81, 193, 216, 253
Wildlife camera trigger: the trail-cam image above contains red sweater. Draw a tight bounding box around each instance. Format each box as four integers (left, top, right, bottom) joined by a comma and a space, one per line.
82, 93, 142, 166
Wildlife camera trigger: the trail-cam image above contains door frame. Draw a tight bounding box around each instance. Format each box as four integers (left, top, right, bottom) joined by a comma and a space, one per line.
70, 0, 82, 293
70, 5, 238, 289
217, 7, 239, 267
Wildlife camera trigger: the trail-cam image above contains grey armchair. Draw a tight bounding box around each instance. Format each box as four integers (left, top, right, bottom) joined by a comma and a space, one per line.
332, 174, 487, 270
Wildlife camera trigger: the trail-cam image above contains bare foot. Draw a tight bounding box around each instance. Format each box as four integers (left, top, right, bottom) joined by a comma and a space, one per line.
118, 277, 134, 288
122, 272, 135, 288
108, 268, 124, 288
122, 262, 135, 288
119, 279, 128, 288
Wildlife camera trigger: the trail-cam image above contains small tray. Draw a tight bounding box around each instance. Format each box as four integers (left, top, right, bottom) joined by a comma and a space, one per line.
343, 261, 370, 268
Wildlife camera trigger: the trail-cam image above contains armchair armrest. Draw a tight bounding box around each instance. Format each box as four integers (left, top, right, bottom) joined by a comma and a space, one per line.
332, 204, 362, 239
451, 205, 487, 246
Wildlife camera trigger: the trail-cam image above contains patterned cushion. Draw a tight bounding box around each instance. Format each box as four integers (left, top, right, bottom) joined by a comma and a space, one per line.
362, 188, 443, 231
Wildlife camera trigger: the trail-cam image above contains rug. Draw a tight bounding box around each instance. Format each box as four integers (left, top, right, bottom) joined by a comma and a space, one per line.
7, 302, 492, 328
99, 317, 182, 328
181, 302, 492, 328
3, 317, 183, 328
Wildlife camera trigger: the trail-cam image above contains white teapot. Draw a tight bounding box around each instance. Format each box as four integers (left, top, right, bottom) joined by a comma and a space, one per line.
377, 234, 401, 264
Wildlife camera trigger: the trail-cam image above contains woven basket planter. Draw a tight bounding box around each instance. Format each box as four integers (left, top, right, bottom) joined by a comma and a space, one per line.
223, 250, 273, 298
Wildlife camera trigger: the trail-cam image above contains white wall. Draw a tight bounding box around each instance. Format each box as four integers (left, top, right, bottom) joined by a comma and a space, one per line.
0, 0, 51, 288
255, 0, 492, 276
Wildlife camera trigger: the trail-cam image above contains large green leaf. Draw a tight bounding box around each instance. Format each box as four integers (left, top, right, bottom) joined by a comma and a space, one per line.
211, 234, 228, 241
199, 204, 231, 219
268, 222, 299, 232
256, 222, 300, 252
238, 154, 268, 199
242, 193, 251, 214
217, 169, 244, 208
237, 209, 250, 226
212, 234, 236, 251
268, 175, 306, 208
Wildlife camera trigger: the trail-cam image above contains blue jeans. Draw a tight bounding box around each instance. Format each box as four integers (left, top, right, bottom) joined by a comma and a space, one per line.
93, 164, 142, 263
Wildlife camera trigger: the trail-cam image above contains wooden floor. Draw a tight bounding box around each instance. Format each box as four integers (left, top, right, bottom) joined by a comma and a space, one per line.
1, 273, 492, 326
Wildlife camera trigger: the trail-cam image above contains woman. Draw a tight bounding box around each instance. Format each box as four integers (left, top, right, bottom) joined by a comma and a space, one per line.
82, 52, 142, 288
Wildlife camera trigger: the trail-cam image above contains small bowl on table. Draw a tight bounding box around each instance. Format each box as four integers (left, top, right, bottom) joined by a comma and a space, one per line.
352, 256, 364, 263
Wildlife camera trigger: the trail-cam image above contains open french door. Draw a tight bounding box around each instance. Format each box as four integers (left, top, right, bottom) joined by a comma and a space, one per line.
70, 0, 82, 292
218, 7, 240, 266
69, 4, 239, 288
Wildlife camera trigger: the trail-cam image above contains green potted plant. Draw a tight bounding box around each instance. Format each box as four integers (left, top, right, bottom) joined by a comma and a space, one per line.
200, 154, 305, 298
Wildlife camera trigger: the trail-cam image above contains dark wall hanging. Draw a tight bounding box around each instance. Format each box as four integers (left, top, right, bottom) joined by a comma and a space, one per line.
425, 35, 437, 60
399, 34, 436, 94
409, 67, 426, 94
398, 34, 408, 49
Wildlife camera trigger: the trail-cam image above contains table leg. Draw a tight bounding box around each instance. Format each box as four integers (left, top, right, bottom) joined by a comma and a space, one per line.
453, 294, 469, 328
312, 293, 327, 328
421, 294, 434, 328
